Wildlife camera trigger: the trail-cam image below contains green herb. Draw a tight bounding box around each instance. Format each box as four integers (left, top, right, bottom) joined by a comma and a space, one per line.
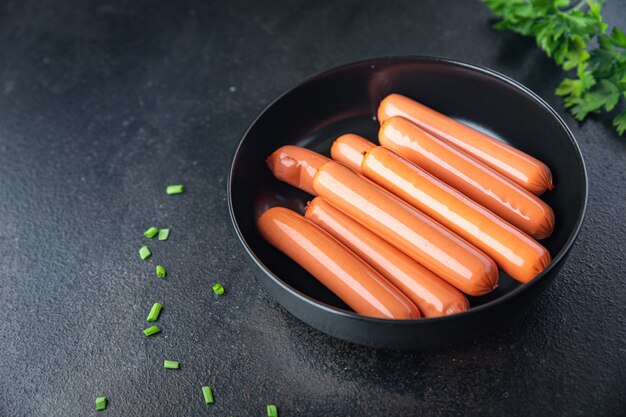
202, 386, 215, 404
156, 265, 166, 278
144, 227, 159, 238
139, 246, 151, 261
163, 359, 180, 369
212, 283, 225, 295
166, 184, 184, 195
267, 404, 278, 417
143, 325, 161, 336
158, 228, 170, 241
482, 0, 626, 135
147, 303, 162, 322
95, 396, 108, 411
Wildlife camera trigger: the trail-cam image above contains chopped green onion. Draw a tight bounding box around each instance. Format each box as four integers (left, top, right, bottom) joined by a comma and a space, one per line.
202, 386, 214, 404
164, 359, 180, 369
144, 227, 159, 238
166, 184, 184, 195
212, 283, 224, 295
267, 404, 278, 417
147, 303, 162, 322
143, 325, 161, 336
139, 245, 151, 260
156, 265, 166, 278
95, 396, 107, 411
158, 228, 170, 241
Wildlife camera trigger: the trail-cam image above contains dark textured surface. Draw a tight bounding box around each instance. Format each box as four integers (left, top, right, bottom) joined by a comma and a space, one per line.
0, 0, 624, 416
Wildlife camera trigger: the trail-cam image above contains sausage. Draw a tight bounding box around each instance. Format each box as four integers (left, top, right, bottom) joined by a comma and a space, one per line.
330, 134, 375, 172
311, 160, 498, 296
379, 117, 555, 240
332, 135, 551, 283
377, 94, 554, 195
266, 145, 330, 195
257, 207, 420, 319
305, 197, 469, 316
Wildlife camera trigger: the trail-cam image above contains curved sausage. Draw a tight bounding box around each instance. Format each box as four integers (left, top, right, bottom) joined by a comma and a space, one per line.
312, 160, 498, 296
266, 145, 330, 195
305, 197, 469, 316
332, 135, 551, 283
330, 134, 375, 172
377, 94, 554, 195
379, 117, 555, 240
257, 207, 420, 319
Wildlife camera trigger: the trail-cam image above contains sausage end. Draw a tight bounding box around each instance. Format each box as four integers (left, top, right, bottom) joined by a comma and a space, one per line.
331, 134, 375, 173
533, 205, 555, 240
266, 145, 329, 195
444, 297, 471, 316
528, 165, 555, 196
377, 93, 405, 125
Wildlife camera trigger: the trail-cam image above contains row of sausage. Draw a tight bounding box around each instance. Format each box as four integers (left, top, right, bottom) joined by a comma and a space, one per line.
257, 94, 555, 320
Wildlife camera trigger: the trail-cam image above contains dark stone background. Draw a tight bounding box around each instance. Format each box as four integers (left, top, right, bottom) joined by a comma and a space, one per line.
0, 1, 624, 416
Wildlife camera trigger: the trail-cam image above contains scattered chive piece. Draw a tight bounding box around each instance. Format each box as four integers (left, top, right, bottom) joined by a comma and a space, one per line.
202, 386, 214, 404
164, 360, 180, 369
144, 227, 159, 238
212, 283, 224, 295
95, 396, 107, 411
143, 325, 161, 336
267, 404, 278, 417
139, 245, 151, 261
158, 228, 170, 241
166, 184, 184, 195
147, 303, 162, 322
156, 265, 166, 278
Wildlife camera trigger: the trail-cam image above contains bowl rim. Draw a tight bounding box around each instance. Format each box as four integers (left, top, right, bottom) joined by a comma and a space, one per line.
227, 55, 589, 325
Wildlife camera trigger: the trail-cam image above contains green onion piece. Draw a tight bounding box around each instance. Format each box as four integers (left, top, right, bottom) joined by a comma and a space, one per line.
147, 303, 162, 322
164, 359, 180, 369
95, 396, 107, 411
212, 283, 224, 295
139, 246, 151, 261
267, 404, 278, 417
166, 184, 184, 195
202, 386, 214, 404
158, 228, 170, 241
143, 325, 161, 336
144, 227, 159, 238
156, 265, 166, 278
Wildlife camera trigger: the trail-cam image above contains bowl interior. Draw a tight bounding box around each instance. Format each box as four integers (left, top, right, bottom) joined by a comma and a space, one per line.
229, 57, 586, 316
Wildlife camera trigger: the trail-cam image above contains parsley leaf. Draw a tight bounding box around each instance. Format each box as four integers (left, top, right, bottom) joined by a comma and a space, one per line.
483, 0, 626, 136
614, 110, 626, 134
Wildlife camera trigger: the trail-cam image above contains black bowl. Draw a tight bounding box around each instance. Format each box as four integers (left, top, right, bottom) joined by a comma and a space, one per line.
228, 56, 587, 349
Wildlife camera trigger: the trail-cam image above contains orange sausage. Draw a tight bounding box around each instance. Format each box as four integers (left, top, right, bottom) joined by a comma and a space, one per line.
332, 135, 551, 283
266, 145, 330, 195
379, 117, 555, 240
257, 207, 420, 319
378, 94, 554, 195
305, 197, 469, 317
312, 160, 498, 296
331, 134, 375, 171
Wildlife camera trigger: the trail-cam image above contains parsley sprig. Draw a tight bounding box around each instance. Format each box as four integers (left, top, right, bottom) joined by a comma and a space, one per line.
482, 0, 626, 135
